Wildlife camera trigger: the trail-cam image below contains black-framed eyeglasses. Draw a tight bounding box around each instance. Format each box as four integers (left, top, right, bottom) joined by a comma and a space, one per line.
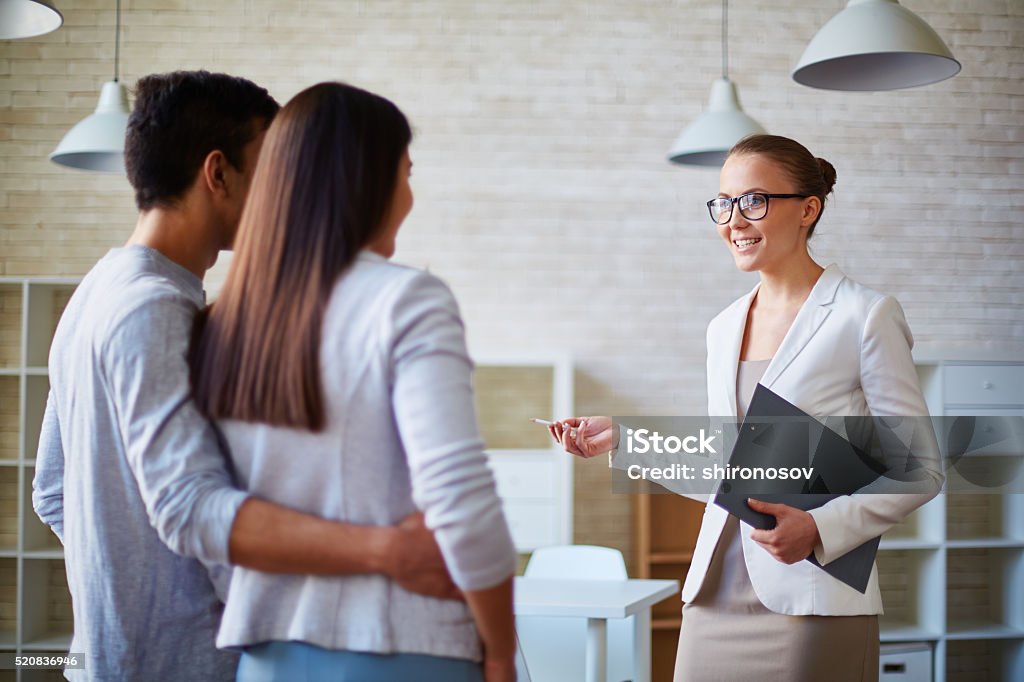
706, 192, 808, 225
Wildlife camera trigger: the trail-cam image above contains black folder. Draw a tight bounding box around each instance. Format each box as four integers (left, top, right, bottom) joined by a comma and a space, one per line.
714, 384, 883, 593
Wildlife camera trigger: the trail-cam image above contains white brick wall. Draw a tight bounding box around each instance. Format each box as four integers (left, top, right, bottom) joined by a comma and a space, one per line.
2, 0, 1022, 562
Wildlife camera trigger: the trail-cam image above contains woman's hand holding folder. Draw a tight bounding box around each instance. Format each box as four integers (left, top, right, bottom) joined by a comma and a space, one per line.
746, 498, 822, 565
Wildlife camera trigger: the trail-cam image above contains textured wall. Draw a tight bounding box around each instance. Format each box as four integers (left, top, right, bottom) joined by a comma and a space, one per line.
1, 0, 1022, 566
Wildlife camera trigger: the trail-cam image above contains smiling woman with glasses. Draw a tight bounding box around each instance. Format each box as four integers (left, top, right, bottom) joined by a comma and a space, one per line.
669, 134, 943, 681
547, 134, 943, 682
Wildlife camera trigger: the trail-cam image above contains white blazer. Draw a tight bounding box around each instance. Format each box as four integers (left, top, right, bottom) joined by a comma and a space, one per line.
680, 264, 943, 616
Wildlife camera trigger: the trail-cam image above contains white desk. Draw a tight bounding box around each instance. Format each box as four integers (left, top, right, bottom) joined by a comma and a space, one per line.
514, 576, 679, 682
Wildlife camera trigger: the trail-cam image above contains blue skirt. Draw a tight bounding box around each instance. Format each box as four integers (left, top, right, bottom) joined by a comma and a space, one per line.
236, 641, 483, 682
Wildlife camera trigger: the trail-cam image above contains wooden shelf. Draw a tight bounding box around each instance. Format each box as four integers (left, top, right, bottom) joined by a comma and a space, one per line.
879, 620, 941, 642
20, 632, 72, 651
879, 538, 942, 551
648, 551, 693, 564
945, 623, 1024, 640
946, 538, 1024, 549
21, 551, 63, 561
652, 617, 682, 630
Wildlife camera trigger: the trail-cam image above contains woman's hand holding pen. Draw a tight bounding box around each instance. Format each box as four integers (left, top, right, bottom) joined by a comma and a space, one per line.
746, 499, 822, 565
545, 417, 616, 459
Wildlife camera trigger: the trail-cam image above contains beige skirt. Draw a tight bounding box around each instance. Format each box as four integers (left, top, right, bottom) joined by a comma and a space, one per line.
673, 517, 879, 682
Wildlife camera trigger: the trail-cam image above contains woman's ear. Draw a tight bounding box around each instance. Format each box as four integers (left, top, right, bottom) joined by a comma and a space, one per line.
802, 196, 822, 229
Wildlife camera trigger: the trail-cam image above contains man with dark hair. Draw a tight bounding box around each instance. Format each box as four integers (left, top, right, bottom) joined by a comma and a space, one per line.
33, 71, 458, 681
125, 70, 281, 213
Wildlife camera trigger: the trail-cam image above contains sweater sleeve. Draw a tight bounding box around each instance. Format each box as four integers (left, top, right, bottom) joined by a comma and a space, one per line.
389, 271, 517, 591
103, 294, 250, 565
32, 391, 65, 543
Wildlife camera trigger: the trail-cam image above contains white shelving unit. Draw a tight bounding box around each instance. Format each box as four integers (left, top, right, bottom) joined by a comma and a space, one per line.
0, 277, 79, 682
876, 359, 1024, 681
472, 356, 573, 553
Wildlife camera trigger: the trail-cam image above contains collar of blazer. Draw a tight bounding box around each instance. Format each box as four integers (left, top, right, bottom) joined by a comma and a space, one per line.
720, 263, 845, 417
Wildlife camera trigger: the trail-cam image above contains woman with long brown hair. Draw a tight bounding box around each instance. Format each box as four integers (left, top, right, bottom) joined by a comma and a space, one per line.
190, 82, 517, 682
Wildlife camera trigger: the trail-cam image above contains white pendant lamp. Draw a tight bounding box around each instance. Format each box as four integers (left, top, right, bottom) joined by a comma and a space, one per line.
0, 0, 62, 39
50, 0, 128, 172
667, 0, 766, 167
793, 0, 961, 91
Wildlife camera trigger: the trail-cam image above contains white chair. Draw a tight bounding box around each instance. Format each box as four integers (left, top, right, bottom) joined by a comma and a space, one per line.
517, 545, 634, 682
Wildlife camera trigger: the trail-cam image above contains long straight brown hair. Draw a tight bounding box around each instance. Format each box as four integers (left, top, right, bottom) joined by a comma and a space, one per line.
190, 82, 411, 430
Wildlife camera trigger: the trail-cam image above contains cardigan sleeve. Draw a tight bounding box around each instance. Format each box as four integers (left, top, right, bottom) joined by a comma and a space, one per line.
389, 271, 517, 590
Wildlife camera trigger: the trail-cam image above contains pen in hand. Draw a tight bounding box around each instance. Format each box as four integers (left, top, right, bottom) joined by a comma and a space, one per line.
530, 417, 583, 440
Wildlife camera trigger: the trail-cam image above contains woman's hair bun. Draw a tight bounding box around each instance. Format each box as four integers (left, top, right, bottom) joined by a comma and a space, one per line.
817, 157, 837, 195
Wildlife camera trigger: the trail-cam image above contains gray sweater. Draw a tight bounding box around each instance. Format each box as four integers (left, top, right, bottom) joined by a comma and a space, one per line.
214, 250, 516, 661
33, 246, 244, 681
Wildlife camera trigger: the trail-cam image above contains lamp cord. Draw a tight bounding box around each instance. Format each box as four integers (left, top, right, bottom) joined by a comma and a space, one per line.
721, 0, 728, 79
114, 0, 121, 82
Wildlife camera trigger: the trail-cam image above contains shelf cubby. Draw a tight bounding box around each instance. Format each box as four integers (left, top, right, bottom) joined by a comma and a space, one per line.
0, 471, 17, 554
648, 561, 686, 624
19, 478, 59, 556
881, 494, 944, 548
646, 494, 703, 558
945, 454, 1024, 497
946, 493, 1024, 546
24, 286, 74, 372
946, 638, 1024, 682
877, 548, 944, 640
0, 286, 21, 371
19, 672, 67, 682
20, 560, 72, 652
21, 379, 48, 466
0, 559, 15, 647
946, 547, 1024, 637
0, 378, 18, 464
